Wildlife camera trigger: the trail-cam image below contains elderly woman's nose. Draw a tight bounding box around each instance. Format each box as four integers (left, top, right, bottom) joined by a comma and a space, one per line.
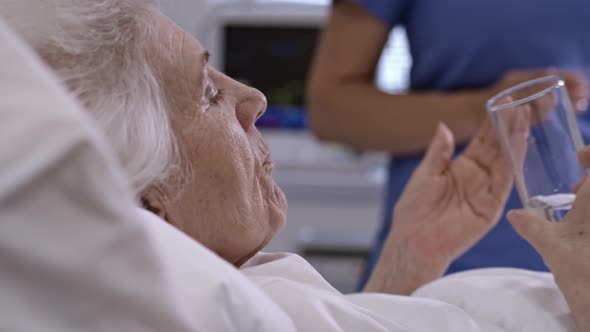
236, 87, 267, 130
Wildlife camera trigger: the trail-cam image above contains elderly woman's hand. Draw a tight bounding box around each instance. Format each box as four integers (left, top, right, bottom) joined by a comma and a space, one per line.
507, 146, 590, 332
365, 120, 515, 295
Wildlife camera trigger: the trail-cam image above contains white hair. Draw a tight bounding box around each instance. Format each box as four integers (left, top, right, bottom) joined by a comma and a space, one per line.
0, 0, 178, 198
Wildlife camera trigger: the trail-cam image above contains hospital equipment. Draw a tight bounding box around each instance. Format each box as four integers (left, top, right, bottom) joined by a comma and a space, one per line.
199, 1, 409, 129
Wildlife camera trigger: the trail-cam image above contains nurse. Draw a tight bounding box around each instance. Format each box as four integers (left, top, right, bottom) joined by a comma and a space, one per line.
307, 0, 590, 286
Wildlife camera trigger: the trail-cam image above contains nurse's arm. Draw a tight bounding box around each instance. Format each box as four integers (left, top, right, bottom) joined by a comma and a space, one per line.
308, 1, 588, 155
307, 0, 488, 155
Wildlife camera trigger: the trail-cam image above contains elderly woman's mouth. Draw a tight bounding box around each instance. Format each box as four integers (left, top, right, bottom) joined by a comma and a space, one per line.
263, 155, 274, 172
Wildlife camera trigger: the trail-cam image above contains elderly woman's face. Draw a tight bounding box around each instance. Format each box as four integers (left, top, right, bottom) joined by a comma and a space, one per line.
147, 13, 287, 266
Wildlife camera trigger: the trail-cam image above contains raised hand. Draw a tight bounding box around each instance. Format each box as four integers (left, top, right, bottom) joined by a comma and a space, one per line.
507, 146, 590, 332
365, 120, 519, 295
389, 121, 515, 267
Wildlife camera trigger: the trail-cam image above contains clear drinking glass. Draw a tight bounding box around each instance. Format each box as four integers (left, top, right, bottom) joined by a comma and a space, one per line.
487, 75, 587, 221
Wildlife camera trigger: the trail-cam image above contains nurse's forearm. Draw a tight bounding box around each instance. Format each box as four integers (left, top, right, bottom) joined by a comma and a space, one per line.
363, 235, 447, 296
308, 83, 488, 155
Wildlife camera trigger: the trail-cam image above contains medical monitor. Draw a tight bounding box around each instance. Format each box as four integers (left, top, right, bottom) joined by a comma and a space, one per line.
201, 1, 410, 129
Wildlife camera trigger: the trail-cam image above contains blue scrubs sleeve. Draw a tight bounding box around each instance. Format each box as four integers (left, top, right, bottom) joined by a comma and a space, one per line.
350, 0, 408, 28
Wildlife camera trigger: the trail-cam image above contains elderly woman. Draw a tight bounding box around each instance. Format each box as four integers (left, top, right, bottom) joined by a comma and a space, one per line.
1, 0, 589, 331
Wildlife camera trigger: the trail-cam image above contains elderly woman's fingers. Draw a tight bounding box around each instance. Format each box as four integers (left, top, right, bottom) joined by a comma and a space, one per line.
504, 103, 531, 172
490, 146, 514, 198
577, 146, 590, 169
459, 117, 514, 202
565, 170, 590, 226
572, 147, 590, 193
417, 123, 454, 175
462, 118, 500, 166
572, 145, 590, 193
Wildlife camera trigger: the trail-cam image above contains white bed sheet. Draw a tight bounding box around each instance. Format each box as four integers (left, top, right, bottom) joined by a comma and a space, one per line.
242, 252, 576, 332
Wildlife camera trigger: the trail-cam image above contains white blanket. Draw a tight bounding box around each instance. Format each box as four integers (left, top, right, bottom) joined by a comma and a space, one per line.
242, 252, 575, 332
413, 268, 575, 332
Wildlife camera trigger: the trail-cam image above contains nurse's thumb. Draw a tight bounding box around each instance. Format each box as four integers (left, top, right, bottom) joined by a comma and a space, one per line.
507, 209, 553, 253
420, 123, 454, 174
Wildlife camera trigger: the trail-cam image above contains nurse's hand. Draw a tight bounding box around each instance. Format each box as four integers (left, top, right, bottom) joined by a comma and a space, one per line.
364, 120, 516, 295
507, 146, 590, 332
489, 69, 589, 113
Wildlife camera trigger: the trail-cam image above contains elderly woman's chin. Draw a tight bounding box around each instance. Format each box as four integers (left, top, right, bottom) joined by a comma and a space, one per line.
233, 178, 286, 267
270, 177, 288, 227
263, 167, 288, 235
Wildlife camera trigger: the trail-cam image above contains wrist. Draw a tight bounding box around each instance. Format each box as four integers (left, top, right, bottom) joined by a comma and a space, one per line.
387, 230, 451, 276
466, 89, 490, 121
444, 89, 489, 144
364, 233, 448, 295
388, 210, 455, 271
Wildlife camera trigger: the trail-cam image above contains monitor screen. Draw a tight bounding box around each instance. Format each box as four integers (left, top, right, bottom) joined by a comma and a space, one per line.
224, 24, 319, 129
222, 24, 411, 129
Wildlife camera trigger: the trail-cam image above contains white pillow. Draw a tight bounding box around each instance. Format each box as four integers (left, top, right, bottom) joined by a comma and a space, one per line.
137, 208, 297, 332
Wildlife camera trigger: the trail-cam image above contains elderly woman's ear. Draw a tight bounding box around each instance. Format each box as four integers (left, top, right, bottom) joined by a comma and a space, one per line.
141, 187, 169, 221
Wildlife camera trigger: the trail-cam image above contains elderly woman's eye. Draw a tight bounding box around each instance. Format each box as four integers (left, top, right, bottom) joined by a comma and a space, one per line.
210, 88, 225, 105
205, 84, 224, 106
